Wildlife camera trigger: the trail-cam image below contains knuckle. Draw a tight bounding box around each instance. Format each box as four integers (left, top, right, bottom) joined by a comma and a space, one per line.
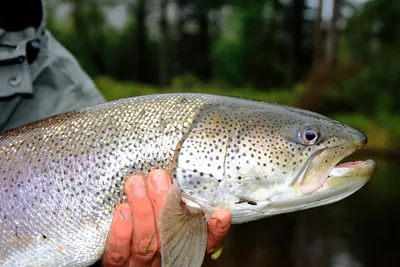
108, 254, 124, 264
132, 238, 158, 262
103, 251, 128, 266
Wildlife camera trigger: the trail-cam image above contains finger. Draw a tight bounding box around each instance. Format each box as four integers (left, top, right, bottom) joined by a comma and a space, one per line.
102, 203, 133, 267
206, 209, 231, 253
149, 253, 162, 267
146, 170, 171, 248
125, 174, 158, 266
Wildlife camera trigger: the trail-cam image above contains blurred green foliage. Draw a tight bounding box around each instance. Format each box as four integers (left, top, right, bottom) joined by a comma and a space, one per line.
95, 75, 302, 105
337, 0, 400, 117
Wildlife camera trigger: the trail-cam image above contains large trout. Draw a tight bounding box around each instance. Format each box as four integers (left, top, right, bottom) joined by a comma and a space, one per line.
0, 93, 376, 266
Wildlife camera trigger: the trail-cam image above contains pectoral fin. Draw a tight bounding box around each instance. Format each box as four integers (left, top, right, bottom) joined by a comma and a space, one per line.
160, 184, 207, 267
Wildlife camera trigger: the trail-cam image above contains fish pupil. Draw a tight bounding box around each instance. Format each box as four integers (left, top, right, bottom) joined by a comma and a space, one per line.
305, 131, 316, 141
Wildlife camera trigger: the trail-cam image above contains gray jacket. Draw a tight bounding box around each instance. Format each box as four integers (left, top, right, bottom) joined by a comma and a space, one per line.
0, 0, 105, 131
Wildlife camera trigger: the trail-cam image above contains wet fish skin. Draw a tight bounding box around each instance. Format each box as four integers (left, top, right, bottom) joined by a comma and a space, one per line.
174, 97, 369, 222
0, 93, 375, 267
0, 94, 214, 266
160, 94, 374, 267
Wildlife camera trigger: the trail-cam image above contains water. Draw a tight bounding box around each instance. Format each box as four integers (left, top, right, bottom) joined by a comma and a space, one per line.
202, 152, 400, 267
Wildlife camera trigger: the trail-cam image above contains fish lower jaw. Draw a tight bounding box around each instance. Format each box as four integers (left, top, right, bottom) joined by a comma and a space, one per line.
328, 159, 376, 177
304, 159, 376, 200
230, 181, 364, 224
296, 141, 375, 195
251, 164, 373, 219
262, 159, 377, 217
299, 159, 375, 194
322, 159, 376, 190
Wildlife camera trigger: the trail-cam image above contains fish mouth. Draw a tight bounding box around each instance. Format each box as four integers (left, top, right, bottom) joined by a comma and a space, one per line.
295, 145, 376, 195
252, 149, 377, 217
230, 158, 376, 223
322, 159, 376, 189
228, 144, 376, 223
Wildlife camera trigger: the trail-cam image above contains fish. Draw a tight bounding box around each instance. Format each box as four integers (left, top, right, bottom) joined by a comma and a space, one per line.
0, 93, 376, 267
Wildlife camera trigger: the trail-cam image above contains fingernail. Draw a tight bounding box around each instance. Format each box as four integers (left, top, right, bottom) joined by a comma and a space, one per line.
119, 205, 132, 221
149, 170, 170, 195
131, 176, 147, 198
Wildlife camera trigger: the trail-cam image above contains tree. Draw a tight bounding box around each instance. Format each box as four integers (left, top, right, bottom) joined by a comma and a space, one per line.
133, 0, 150, 83
159, 0, 170, 86
297, 0, 343, 110
313, 0, 324, 66
325, 0, 341, 69
286, 0, 306, 87
69, 0, 108, 75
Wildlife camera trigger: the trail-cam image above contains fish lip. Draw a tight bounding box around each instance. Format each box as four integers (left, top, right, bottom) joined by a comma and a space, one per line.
331, 160, 369, 170
327, 159, 377, 178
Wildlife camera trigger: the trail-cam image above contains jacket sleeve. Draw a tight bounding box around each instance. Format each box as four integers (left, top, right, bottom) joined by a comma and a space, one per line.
0, 30, 105, 131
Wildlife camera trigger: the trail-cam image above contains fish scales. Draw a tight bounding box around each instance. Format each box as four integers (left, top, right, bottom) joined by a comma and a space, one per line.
0, 94, 219, 266
0, 93, 376, 267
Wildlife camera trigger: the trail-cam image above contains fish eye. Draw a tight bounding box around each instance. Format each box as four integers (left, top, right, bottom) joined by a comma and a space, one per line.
299, 126, 320, 145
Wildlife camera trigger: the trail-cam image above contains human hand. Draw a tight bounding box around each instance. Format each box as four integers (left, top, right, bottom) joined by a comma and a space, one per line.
101, 170, 231, 267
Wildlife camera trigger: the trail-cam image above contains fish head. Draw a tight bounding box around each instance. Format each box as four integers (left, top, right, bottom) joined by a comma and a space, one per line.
221, 103, 376, 222
175, 99, 376, 223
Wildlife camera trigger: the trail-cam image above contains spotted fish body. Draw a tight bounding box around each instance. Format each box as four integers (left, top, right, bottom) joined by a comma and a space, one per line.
0, 93, 376, 267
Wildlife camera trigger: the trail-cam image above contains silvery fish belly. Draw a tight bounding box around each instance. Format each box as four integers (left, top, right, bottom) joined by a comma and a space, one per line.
0, 93, 376, 267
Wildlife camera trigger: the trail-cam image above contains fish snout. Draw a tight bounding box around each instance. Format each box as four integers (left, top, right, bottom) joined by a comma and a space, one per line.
355, 130, 368, 149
